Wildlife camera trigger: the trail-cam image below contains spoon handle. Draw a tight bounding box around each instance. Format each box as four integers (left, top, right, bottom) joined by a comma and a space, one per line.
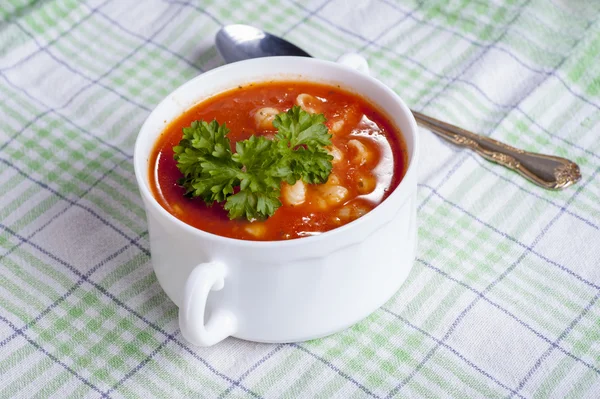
411, 110, 581, 190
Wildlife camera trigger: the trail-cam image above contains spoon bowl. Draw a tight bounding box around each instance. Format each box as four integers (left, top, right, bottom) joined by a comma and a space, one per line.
216, 24, 311, 63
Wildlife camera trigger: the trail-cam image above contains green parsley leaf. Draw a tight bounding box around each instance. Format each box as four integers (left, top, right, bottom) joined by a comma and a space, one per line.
274, 106, 332, 150
173, 120, 241, 203
288, 147, 334, 184
173, 106, 333, 221
273, 106, 333, 184
224, 190, 282, 221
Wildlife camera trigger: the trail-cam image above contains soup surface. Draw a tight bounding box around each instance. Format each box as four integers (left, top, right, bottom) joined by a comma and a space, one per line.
150, 81, 406, 241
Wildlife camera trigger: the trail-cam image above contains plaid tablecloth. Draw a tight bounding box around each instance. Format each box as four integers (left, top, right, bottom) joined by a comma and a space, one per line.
1, 0, 599, 397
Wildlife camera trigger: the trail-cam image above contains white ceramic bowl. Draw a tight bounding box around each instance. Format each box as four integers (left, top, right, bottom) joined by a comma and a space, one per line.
134, 56, 419, 346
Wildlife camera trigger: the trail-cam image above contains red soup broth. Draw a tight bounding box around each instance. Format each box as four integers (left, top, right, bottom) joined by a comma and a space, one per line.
149, 81, 407, 241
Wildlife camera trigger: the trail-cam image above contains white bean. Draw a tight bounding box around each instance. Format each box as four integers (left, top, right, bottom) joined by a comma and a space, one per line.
254, 107, 279, 130
318, 184, 349, 206
295, 93, 320, 114
327, 173, 340, 185
337, 206, 351, 219
315, 197, 328, 210
347, 139, 373, 166
330, 119, 344, 134
337, 203, 370, 221
326, 145, 344, 164
355, 171, 376, 194
281, 180, 306, 206
244, 223, 266, 238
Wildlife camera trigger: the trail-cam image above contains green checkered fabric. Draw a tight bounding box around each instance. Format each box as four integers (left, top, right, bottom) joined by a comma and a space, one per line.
1, 0, 600, 397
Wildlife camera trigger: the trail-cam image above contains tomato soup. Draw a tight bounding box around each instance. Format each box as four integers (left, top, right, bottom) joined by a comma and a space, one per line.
149, 81, 407, 241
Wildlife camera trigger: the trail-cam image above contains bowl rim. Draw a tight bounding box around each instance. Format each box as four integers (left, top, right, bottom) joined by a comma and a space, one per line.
134, 56, 419, 248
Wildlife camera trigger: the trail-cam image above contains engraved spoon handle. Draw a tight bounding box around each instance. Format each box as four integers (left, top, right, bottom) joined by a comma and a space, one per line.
412, 111, 582, 190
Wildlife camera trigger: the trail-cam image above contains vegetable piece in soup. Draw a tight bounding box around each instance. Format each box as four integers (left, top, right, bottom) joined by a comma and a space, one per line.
149, 81, 407, 241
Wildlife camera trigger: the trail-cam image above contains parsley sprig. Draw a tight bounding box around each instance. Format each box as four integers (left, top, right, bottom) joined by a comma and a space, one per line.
173, 106, 333, 221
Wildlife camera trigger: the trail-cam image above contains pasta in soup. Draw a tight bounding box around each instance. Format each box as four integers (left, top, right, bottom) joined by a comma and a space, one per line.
149, 81, 407, 241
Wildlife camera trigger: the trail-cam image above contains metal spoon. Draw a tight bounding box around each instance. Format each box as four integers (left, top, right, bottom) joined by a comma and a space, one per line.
215, 24, 581, 190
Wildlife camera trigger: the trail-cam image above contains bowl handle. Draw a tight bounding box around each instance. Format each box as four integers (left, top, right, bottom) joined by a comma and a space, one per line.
179, 261, 237, 346
337, 53, 370, 76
